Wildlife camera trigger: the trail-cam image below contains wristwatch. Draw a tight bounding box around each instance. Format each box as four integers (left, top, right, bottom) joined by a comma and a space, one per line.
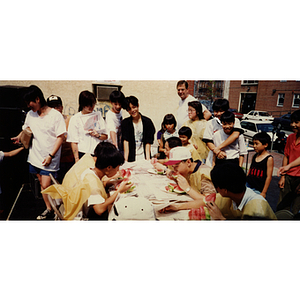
185, 186, 191, 194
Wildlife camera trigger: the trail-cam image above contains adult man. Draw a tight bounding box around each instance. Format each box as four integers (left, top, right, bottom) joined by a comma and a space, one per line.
176, 80, 211, 128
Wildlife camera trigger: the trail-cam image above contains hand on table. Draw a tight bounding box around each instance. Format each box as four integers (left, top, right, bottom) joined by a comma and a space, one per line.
116, 178, 134, 194
159, 204, 180, 213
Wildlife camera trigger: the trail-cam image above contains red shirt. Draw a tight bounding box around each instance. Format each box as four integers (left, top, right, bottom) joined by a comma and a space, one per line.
284, 133, 300, 177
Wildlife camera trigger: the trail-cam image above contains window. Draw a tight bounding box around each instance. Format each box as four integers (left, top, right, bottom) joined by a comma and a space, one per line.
241, 80, 258, 85
292, 94, 300, 108
277, 93, 285, 107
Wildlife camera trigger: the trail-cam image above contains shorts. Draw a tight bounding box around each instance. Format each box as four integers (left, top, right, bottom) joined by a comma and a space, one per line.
29, 164, 57, 177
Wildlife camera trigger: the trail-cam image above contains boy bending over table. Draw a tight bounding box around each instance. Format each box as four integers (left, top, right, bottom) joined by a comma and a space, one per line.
42, 142, 133, 220
206, 163, 277, 220
160, 146, 215, 213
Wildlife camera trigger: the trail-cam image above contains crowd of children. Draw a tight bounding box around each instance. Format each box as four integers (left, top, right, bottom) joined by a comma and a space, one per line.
2, 81, 300, 221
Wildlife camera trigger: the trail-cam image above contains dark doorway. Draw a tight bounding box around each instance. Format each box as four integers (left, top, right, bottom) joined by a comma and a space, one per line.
240, 93, 257, 114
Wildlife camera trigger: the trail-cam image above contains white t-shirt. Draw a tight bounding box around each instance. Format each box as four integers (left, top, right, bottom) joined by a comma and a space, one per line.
23, 109, 66, 171
213, 130, 247, 160
67, 111, 108, 155
177, 94, 208, 129
80, 168, 106, 217
163, 129, 179, 141
203, 117, 242, 167
105, 109, 122, 145
133, 120, 144, 160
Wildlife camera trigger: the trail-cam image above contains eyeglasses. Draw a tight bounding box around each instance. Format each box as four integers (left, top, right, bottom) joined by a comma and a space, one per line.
188, 108, 196, 112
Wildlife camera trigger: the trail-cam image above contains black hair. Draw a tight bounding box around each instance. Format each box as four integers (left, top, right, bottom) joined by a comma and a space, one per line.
47, 95, 63, 108
165, 136, 182, 149
109, 90, 125, 107
78, 90, 96, 112
212, 98, 229, 112
220, 111, 235, 123
253, 132, 271, 147
124, 96, 139, 111
179, 126, 192, 139
210, 163, 246, 194
23, 85, 46, 107
177, 80, 188, 89
94, 142, 125, 169
188, 101, 204, 120
291, 109, 300, 122
162, 114, 177, 129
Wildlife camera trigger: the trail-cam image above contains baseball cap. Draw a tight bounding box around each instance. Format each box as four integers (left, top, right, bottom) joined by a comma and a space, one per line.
164, 146, 192, 166
108, 196, 156, 220
47, 95, 62, 107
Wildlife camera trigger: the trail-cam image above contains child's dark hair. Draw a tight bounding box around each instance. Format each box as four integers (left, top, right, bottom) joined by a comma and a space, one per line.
94, 142, 124, 169
161, 114, 177, 132
124, 96, 139, 111
212, 98, 229, 112
179, 126, 192, 139
78, 91, 96, 112
220, 111, 235, 123
188, 101, 204, 120
210, 163, 246, 194
253, 132, 271, 147
109, 90, 126, 108
47, 95, 63, 108
166, 137, 182, 149
23, 85, 46, 107
291, 109, 300, 122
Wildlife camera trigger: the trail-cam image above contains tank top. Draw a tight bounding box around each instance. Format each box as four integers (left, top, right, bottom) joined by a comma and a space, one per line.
246, 154, 273, 192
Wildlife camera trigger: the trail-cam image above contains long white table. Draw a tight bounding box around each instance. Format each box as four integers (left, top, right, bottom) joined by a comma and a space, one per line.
109, 160, 193, 220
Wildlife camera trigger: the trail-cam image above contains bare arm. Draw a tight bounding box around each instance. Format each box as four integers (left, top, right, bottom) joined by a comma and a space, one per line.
145, 143, 151, 160
260, 156, 274, 198
71, 142, 80, 163
203, 109, 212, 121
278, 155, 288, 189
4, 147, 24, 157
239, 155, 244, 167
215, 131, 240, 152
277, 156, 300, 176
124, 140, 129, 162
110, 131, 118, 148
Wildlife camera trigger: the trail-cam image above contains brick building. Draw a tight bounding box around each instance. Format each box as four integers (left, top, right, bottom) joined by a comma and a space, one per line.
228, 80, 300, 117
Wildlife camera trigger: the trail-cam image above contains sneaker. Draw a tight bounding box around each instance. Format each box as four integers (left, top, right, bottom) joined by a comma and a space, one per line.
36, 209, 55, 220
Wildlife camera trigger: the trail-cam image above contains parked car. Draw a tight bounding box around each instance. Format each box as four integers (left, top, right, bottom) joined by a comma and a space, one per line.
272, 113, 292, 131
242, 110, 274, 121
229, 108, 243, 120
240, 120, 287, 151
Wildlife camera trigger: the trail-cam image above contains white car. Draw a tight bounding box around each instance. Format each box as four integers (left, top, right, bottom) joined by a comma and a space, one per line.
240, 120, 279, 143
243, 110, 274, 121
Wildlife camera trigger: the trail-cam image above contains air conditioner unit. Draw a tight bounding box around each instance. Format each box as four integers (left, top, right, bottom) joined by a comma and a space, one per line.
95, 85, 120, 101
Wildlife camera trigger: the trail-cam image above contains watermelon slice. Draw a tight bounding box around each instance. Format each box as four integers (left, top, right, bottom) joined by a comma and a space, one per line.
119, 168, 132, 179
165, 183, 185, 194
203, 193, 216, 204
188, 206, 211, 220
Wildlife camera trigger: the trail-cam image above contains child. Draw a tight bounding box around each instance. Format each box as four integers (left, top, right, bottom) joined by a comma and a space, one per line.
277, 109, 300, 214
178, 126, 201, 162
246, 132, 274, 199
157, 114, 178, 159
47, 95, 75, 183
206, 163, 277, 220
106, 90, 126, 151
183, 101, 209, 161
212, 111, 247, 167
203, 98, 243, 167
152, 136, 182, 171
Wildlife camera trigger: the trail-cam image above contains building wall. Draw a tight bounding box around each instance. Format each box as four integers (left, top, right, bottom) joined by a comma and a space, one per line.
228, 80, 300, 116
0, 80, 181, 145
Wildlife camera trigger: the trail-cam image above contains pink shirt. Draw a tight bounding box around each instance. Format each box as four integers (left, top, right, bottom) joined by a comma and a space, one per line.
284, 133, 300, 177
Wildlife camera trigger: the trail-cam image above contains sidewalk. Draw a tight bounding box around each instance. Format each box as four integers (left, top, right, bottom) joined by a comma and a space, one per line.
243, 150, 283, 212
